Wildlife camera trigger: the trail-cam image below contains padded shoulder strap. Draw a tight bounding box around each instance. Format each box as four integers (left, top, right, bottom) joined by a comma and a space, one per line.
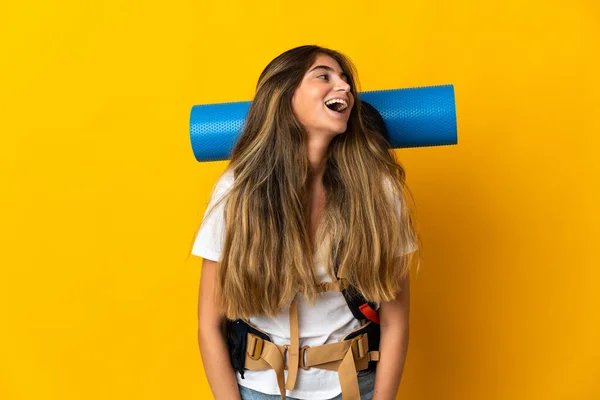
330, 254, 378, 323
341, 284, 380, 324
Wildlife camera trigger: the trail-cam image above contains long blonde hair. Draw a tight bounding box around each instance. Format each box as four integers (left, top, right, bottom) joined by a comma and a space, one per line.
210, 45, 419, 319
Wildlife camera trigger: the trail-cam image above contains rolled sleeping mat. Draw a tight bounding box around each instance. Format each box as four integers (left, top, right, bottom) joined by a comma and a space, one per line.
190, 84, 457, 162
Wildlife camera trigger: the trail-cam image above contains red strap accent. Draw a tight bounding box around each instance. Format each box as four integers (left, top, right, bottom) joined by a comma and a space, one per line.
358, 303, 380, 324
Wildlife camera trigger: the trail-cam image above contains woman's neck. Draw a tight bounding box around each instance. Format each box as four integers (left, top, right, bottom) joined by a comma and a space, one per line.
306, 135, 333, 185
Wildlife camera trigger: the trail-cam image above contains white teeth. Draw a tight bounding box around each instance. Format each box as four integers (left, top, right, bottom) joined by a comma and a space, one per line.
324, 98, 348, 111
325, 99, 348, 107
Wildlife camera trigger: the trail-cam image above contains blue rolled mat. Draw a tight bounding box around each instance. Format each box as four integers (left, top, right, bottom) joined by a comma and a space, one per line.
190, 84, 457, 162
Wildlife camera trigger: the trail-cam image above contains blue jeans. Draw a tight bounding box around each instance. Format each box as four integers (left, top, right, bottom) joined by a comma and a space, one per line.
238, 369, 376, 400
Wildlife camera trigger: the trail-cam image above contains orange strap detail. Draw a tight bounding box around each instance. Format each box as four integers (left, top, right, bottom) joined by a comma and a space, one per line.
359, 303, 380, 324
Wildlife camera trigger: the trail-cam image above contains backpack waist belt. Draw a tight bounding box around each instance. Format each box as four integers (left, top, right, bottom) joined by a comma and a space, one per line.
244, 328, 379, 400
228, 279, 381, 400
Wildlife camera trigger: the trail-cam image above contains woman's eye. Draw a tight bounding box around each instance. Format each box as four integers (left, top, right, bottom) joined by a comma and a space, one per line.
317, 74, 329, 81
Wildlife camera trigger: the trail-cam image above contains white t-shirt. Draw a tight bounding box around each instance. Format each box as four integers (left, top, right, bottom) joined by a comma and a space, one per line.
191, 169, 417, 399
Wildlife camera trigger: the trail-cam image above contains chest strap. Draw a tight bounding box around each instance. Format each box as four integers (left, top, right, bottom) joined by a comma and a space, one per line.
286, 295, 300, 391
241, 278, 379, 400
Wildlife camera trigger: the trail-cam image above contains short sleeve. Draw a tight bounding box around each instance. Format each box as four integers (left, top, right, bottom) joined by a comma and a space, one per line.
386, 178, 418, 258
190, 171, 234, 261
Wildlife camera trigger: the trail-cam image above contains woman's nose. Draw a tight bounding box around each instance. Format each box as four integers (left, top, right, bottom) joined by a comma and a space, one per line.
335, 80, 351, 93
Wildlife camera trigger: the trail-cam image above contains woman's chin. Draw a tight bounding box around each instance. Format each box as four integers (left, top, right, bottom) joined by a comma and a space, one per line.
332, 123, 349, 135
306, 123, 349, 139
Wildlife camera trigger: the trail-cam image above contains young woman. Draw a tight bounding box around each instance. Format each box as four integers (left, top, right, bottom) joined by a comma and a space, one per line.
193, 45, 419, 400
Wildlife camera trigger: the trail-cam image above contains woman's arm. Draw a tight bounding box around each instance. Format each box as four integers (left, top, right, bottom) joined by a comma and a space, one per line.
372, 274, 411, 400
198, 258, 242, 400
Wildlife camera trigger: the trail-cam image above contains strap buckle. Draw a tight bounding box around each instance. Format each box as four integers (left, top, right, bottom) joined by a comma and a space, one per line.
299, 345, 310, 370
351, 334, 367, 360
247, 334, 264, 360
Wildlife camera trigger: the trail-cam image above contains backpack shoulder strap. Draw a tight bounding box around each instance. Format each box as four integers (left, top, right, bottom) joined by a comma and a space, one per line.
341, 284, 380, 324
332, 252, 380, 324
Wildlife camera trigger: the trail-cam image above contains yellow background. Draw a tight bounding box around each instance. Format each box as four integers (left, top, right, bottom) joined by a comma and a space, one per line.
1, 0, 599, 399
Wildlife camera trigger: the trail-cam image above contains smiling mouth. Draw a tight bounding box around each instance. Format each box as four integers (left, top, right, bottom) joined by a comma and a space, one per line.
324, 99, 349, 114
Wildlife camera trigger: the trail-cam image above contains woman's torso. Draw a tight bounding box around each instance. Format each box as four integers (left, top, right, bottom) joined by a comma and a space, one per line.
242, 179, 365, 398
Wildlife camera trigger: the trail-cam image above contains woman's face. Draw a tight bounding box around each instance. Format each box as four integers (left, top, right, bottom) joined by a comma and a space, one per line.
292, 54, 354, 139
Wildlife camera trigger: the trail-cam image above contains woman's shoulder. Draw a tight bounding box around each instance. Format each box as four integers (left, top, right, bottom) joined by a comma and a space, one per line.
382, 174, 401, 202
216, 169, 235, 189
210, 169, 235, 198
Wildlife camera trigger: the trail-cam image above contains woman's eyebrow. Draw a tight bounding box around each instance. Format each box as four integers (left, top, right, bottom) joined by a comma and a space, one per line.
308, 65, 348, 80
